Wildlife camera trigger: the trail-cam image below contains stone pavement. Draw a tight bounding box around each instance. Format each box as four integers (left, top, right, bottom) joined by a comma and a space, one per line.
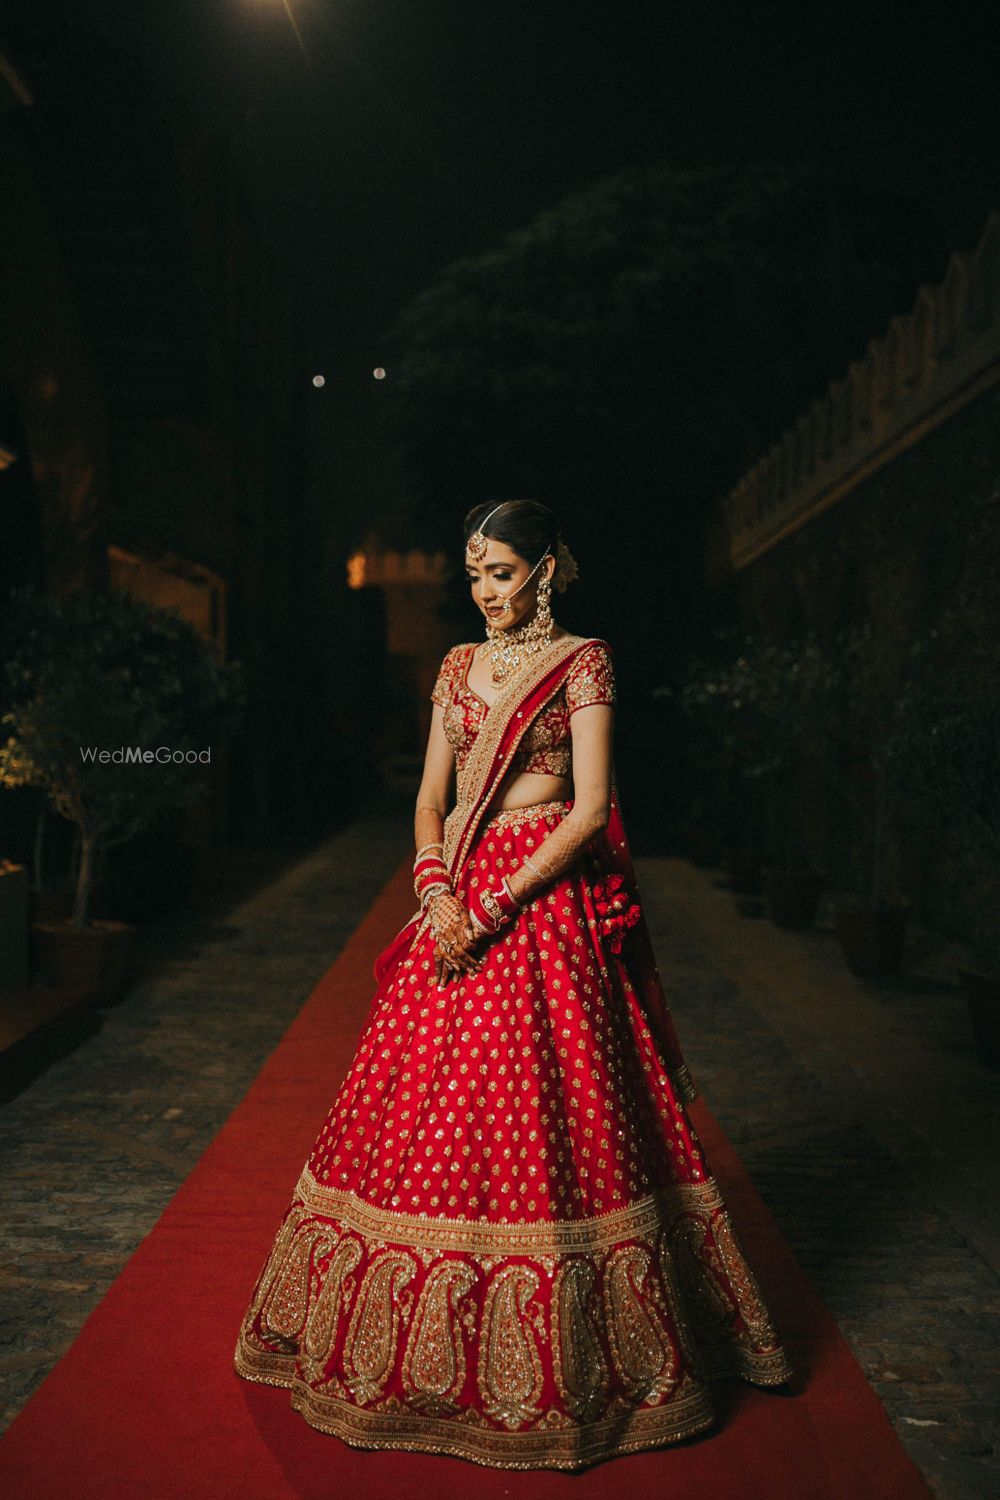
0, 819, 998, 1498
0, 814, 407, 1432
639, 859, 1000, 1500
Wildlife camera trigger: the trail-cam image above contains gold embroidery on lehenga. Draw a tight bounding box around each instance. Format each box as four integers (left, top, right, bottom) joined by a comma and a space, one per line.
669, 1215, 737, 1336
287, 1379, 718, 1469
343, 1249, 416, 1403
712, 1212, 780, 1346
260, 1224, 332, 1343
302, 1234, 363, 1365
400, 1259, 476, 1411
295, 1164, 723, 1255
478, 1264, 544, 1426
551, 1258, 609, 1418
484, 801, 571, 836
247, 1203, 309, 1322
235, 1175, 793, 1464
603, 1243, 675, 1400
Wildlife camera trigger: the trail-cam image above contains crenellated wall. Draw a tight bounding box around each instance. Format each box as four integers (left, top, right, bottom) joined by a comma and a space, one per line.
704, 206, 1000, 943
720, 210, 1000, 571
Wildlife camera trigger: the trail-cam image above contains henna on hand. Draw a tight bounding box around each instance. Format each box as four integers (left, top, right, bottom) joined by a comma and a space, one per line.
506, 806, 608, 905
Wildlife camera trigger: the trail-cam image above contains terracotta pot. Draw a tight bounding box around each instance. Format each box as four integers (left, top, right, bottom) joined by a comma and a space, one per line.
957, 968, 1000, 1070
834, 902, 909, 978
763, 868, 825, 929
31, 918, 137, 1004
0, 862, 29, 992
725, 851, 764, 895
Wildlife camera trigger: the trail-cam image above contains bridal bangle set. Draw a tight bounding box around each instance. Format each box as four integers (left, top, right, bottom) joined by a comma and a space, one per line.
413, 843, 450, 909
468, 874, 521, 936
414, 841, 546, 940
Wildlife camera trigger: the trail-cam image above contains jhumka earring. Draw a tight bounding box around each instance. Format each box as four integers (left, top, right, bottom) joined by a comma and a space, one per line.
536, 574, 553, 628
486, 559, 556, 688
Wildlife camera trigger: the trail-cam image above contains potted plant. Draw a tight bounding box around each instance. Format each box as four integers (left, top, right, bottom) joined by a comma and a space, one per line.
657, 630, 749, 874
0, 586, 245, 1002
0, 855, 29, 992
821, 620, 911, 977
893, 610, 1000, 1065
661, 629, 767, 893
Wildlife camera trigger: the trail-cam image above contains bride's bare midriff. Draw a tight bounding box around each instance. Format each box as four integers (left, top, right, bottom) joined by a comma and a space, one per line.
485, 770, 572, 816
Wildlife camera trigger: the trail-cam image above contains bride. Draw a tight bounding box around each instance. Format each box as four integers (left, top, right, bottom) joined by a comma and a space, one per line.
234, 498, 792, 1470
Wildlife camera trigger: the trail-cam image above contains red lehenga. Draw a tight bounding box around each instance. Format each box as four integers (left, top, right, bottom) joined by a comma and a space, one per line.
234, 634, 793, 1470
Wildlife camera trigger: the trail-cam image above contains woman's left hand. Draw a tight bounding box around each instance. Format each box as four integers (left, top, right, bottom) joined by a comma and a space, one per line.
429, 893, 481, 984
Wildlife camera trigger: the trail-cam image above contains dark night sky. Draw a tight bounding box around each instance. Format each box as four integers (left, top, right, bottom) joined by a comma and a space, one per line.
61, 2, 1000, 515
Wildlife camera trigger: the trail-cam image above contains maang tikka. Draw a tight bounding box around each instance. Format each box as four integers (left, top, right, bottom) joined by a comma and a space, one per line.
465, 503, 505, 562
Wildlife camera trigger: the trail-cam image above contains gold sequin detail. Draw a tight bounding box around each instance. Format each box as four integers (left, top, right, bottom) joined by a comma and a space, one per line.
477, 1264, 544, 1427
260, 1224, 328, 1343
343, 1250, 416, 1403
551, 1258, 609, 1419
302, 1235, 362, 1365
401, 1260, 476, 1411
603, 1243, 676, 1400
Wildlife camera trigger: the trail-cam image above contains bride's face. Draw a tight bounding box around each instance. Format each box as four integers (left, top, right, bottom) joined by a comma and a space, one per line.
465, 538, 553, 630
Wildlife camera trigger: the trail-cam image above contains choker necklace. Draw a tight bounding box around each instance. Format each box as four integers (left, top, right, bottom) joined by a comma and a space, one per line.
483, 578, 554, 688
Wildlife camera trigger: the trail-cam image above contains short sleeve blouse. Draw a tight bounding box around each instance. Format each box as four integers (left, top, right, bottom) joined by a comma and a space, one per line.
429, 638, 615, 777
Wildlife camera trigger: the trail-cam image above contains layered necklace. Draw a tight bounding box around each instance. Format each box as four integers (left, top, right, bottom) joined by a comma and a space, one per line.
483, 574, 554, 689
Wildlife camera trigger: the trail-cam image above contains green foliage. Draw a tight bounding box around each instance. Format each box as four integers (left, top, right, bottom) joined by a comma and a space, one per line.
0, 586, 246, 926
662, 627, 835, 870
893, 605, 1000, 970
816, 620, 918, 908
381, 161, 945, 548
675, 627, 836, 780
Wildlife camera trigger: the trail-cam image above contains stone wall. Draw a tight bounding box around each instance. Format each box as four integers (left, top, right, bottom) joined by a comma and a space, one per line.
710, 208, 1000, 944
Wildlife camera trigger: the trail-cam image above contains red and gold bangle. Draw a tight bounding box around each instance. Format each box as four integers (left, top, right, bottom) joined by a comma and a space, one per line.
469, 878, 521, 934
414, 853, 449, 904
415, 876, 450, 906
413, 842, 444, 869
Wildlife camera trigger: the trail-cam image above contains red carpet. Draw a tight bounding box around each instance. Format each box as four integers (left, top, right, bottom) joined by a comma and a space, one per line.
0, 861, 932, 1499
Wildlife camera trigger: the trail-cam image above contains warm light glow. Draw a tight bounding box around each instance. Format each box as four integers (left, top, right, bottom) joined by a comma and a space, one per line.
312, 374, 325, 388
346, 552, 367, 589
0, 444, 17, 471
248, 1, 312, 67
373, 366, 386, 380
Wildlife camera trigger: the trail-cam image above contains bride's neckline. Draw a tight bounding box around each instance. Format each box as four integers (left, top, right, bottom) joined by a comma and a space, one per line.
462, 631, 581, 711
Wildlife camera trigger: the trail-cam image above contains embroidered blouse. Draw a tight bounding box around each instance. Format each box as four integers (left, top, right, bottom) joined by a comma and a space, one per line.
430, 639, 616, 777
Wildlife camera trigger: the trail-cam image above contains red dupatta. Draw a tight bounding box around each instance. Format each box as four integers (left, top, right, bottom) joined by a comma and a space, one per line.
591, 781, 693, 1087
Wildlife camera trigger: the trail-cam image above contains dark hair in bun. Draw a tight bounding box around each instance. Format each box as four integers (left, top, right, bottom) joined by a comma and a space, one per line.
463, 499, 556, 563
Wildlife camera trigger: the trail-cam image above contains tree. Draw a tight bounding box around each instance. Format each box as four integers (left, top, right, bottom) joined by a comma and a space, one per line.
0, 587, 245, 926
380, 160, 947, 660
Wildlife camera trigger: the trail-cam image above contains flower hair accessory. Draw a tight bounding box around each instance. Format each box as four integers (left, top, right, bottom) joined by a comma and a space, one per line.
591, 872, 641, 953
553, 537, 580, 592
